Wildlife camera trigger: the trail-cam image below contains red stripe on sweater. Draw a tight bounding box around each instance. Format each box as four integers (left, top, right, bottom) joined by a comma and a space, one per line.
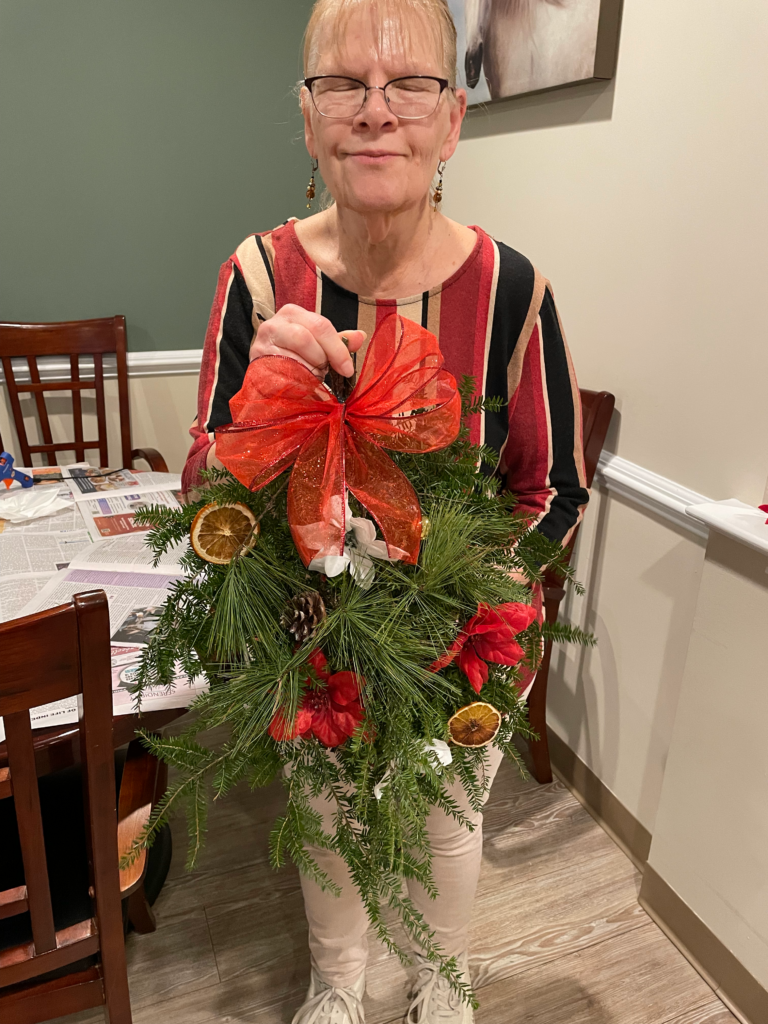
505, 323, 553, 520
273, 222, 319, 312
181, 259, 236, 491
438, 230, 495, 444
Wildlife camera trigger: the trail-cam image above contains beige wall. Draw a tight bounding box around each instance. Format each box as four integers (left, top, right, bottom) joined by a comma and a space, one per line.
445, 0, 768, 505
442, 0, 768, 821
648, 531, 768, 990
443, 0, 768, 992
0, 373, 198, 475
549, 485, 705, 833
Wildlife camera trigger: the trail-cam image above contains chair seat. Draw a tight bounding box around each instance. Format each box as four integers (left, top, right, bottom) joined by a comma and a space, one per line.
0, 751, 172, 953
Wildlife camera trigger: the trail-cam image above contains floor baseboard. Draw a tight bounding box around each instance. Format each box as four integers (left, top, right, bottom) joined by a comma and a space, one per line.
640, 865, 767, 1024
546, 726, 652, 870
545, 727, 767, 1024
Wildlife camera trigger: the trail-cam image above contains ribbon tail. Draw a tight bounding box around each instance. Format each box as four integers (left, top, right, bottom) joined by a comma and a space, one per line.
344, 426, 422, 564
288, 410, 346, 567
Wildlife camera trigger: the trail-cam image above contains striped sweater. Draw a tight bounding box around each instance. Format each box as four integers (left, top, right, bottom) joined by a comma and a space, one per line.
182, 219, 588, 545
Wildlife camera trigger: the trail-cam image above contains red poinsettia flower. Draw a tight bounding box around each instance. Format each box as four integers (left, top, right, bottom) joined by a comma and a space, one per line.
268, 649, 365, 747
759, 504, 768, 525
431, 600, 539, 693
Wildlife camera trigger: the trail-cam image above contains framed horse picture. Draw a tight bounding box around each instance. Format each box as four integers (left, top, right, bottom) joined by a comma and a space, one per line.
450, 0, 623, 104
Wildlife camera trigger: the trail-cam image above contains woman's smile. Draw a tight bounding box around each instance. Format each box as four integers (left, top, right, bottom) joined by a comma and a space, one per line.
344, 149, 405, 164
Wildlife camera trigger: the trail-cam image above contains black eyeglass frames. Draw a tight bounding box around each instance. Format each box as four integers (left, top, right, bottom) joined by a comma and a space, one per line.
303, 75, 451, 120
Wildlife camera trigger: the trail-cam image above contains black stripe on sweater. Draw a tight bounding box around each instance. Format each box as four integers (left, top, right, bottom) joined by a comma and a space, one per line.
483, 241, 536, 461
206, 264, 254, 431
536, 285, 589, 542
320, 274, 361, 333
320, 274, 364, 374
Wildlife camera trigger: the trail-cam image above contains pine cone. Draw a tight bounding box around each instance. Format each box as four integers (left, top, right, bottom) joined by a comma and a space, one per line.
281, 591, 326, 642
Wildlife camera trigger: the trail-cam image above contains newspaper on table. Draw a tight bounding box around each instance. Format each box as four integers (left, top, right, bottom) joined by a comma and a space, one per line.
17, 562, 184, 637
0, 503, 86, 535
0, 465, 181, 541
0, 572, 56, 623
2, 536, 205, 739
0, 464, 86, 534
75, 489, 182, 541
1, 463, 89, 499
66, 468, 181, 498
0, 529, 93, 577
68, 533, 189, 573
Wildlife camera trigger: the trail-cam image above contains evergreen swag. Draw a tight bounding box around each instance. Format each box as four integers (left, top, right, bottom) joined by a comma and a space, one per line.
126, 377, 593, 1004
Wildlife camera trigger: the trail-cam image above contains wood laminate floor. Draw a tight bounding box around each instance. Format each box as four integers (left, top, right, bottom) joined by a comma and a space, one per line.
52, 737, 737, 1024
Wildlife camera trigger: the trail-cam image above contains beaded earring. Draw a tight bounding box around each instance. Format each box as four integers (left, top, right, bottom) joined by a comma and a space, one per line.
432, 160, 447, 206
306, 159, 318, 209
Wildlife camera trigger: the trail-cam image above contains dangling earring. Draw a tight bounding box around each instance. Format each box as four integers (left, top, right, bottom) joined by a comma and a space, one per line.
306, 159, 318, 209
432, 160, 446, 206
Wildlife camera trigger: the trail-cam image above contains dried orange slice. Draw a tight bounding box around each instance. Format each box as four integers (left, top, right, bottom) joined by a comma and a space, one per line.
448, 702, 502, 748
190, 502, 258, 564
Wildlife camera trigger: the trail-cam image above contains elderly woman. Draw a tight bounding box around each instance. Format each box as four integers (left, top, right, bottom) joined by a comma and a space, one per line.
182, 0, 587, 1020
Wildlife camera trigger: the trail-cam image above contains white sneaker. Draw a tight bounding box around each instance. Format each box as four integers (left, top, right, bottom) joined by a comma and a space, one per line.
406, 952, 474, 1023
291, 967, 366, 1024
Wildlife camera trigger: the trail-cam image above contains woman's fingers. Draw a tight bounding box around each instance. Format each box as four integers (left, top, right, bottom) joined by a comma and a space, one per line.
251, 305, 366, 376
340, 329, 367, 354
257, 320, 328, 372
281, 307, 357, 375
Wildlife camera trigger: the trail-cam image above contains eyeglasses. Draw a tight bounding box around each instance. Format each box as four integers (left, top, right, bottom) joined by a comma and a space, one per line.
304, 75, 450, 120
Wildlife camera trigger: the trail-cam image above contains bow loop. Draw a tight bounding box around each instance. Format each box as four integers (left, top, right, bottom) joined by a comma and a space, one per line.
216, 314, 461, 566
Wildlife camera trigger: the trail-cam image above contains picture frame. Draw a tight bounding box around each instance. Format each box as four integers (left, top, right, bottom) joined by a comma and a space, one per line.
450, 0, 623, 106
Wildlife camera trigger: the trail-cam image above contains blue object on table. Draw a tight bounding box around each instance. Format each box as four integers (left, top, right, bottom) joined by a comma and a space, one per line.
0, 452, 34, 489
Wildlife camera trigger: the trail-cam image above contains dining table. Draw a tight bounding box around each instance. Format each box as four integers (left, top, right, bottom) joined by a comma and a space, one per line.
0, 707, 189, 776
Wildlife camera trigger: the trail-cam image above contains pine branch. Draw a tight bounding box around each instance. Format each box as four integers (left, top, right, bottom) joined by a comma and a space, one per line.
124, 368, 595, 998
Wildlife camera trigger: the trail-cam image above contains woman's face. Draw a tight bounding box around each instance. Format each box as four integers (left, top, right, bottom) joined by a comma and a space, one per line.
302, 10, 466, 216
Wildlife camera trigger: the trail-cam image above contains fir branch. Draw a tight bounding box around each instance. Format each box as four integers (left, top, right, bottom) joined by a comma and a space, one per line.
126, 366, 595, 1000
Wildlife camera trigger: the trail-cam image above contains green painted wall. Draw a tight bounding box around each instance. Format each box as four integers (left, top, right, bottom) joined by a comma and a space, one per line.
0, 0, 314, 351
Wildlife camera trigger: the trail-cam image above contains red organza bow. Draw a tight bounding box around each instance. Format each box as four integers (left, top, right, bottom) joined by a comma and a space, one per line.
215, 313, 461, 567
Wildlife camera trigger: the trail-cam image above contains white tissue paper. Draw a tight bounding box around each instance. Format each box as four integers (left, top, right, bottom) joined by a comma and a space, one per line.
0, 488, 74, 523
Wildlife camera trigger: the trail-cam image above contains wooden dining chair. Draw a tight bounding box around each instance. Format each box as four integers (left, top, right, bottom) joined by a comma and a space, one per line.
526, 388, 616, 784
0, 316, 167, 471
0, 591, 165, 1023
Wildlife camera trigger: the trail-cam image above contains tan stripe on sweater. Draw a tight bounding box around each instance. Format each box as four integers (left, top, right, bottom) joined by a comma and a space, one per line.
498, 268, 547, 473
354, 302, 378, 379
236, 235, 276, 327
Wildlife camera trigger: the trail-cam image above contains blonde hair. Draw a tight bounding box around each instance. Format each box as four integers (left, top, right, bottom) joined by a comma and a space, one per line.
303, 0, 458, 88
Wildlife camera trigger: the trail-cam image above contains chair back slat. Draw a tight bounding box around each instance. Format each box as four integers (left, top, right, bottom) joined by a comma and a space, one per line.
114, 319, 133, 469
70, 354, 86, 463
579, 389, 615, 488
0, 885, 28, 920
93, 353, 109, 467
74, 593, 133, 1008
0, 316, 130, 469
3, 711, 57, 954
25, 356, 57, 466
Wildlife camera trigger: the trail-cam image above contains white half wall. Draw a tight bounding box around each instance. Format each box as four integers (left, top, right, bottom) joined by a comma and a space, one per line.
648, 529, 768, 992
548, 483, 705, 833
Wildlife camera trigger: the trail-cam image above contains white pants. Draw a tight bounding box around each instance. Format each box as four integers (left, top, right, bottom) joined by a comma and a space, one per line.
299, 744, 505, 988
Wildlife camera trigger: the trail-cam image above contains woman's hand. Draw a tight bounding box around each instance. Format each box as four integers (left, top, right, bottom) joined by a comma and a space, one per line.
250, 304, 366, 378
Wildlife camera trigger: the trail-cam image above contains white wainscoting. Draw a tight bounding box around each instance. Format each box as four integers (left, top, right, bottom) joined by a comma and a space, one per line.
0, 349, 203, 383
596, 453, 710, 541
